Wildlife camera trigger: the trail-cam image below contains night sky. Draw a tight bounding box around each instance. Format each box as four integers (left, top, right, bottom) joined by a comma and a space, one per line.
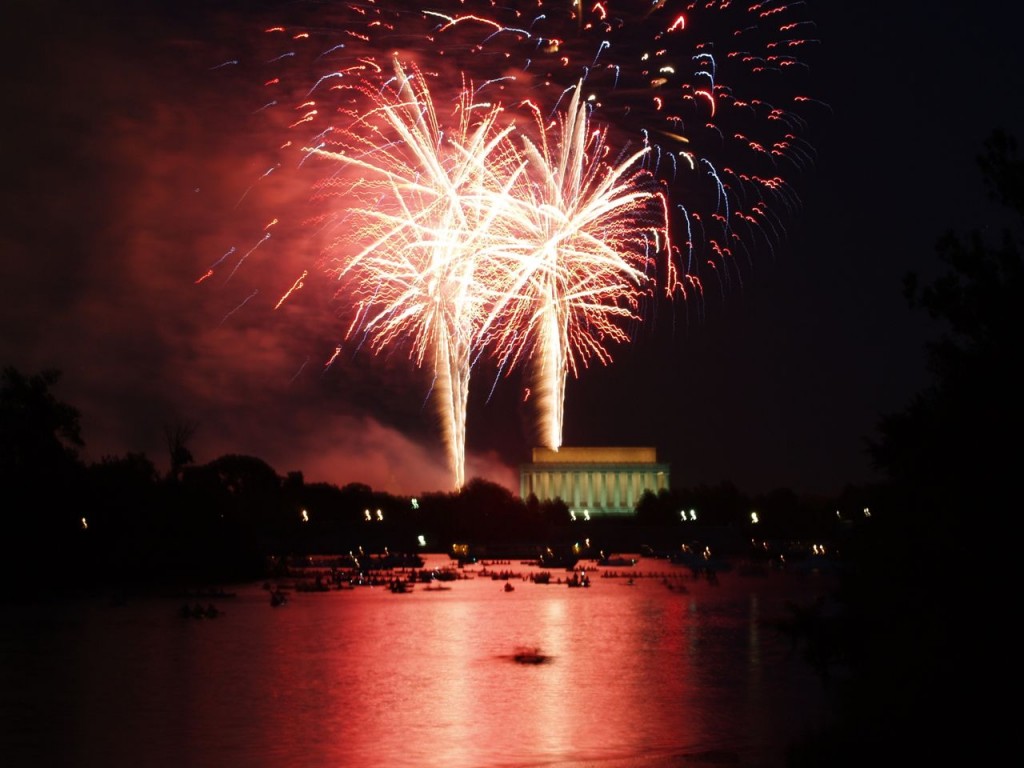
3, 1, 1022, 498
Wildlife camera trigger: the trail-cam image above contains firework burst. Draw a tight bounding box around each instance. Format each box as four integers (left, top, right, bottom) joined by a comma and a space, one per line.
218, 0, 820, 293
483, 84, 669, 452
308, 61, 524, 488
308, 61, 667, 485
202, 1, 823, 489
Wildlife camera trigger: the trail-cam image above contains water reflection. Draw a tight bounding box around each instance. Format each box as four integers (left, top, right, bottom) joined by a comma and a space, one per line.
0, 556, 833, 768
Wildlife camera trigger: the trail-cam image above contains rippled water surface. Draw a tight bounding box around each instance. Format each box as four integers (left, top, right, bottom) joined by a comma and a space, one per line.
1, 556, 835, 767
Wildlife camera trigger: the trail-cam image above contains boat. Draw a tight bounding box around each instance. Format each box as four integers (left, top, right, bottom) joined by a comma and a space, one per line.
504, 582, 515, 592
536, 547, 580, 570
512, 646, 549, 664
671, 543, 733, 575
566, 572, 591, 588
597, 552, 638, 567
663, 579, 688, 593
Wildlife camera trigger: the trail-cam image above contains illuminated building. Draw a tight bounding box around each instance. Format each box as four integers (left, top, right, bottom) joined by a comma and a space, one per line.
519, 446, 670, 516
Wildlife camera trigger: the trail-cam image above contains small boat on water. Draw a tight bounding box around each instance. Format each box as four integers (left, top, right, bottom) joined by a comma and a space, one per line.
504, 582, 515, 592
512, 646, 549, 664
425, 568, 461, 582
664, 580, 689, 593
536, 547, 580, 570
597, 553, 637, 567
566, 572, 591, 588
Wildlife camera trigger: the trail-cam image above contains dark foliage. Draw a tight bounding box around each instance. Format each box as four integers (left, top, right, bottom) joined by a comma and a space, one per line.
0, 361, 840, 595
787, 130, 1022, 766
1, 367, 88, 585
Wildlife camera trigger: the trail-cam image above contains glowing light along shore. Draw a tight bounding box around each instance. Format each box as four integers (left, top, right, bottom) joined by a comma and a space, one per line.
311, 62, 668, 488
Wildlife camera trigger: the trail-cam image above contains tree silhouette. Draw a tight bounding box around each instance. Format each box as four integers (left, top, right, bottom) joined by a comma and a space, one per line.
1, 366, 83, 477
163, 420, 197, 481
789, 131, 1022, 766
1, 366, 87, 585
872, 130, 1022, 513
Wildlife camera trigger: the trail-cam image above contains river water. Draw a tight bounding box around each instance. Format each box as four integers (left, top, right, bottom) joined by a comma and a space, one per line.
1, 555, 836, 768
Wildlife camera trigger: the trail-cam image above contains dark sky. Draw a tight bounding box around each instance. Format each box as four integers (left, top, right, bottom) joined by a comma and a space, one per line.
3, 1, 1021, 498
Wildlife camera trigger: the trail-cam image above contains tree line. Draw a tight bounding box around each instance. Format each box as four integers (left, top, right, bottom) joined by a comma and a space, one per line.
1, 360, 859, 592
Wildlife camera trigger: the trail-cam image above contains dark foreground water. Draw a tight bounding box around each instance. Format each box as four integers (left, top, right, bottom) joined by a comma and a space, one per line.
1, 555, 836, 768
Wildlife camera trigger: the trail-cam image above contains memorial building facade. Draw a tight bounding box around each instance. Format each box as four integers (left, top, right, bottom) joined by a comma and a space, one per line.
519, 446, 670, 516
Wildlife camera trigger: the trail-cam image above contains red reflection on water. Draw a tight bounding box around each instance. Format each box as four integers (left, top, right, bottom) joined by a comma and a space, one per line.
5, 556, 832, 768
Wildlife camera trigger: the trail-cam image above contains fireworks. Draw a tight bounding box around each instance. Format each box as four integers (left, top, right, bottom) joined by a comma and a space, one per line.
483, 84, 667, 453
205, 1, 823, 489
308, 61, 667, 486
309, 61, 524, 488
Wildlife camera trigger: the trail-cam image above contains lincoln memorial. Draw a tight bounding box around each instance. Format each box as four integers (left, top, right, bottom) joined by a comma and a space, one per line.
519, 446, 670, 516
